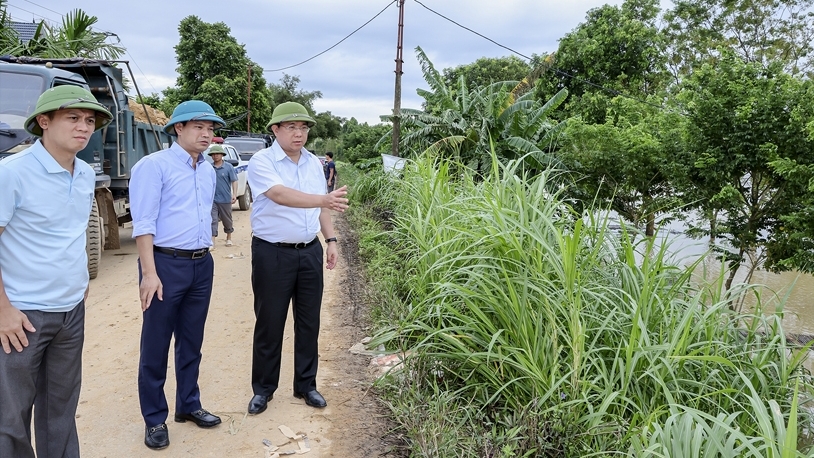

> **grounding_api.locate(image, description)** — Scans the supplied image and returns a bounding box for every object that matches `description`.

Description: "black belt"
[259,237,318,249]
[153,246,210,259]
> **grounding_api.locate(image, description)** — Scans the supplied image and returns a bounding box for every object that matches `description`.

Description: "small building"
[6,20,40,44]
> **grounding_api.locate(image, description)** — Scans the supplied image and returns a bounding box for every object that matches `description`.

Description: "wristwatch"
[325,237,337,243]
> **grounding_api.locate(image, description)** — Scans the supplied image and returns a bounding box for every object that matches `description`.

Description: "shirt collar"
[170,141,206,167]
[270,140,312,164]
[30,139,85,176]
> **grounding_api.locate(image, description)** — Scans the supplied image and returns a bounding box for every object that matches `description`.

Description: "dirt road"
[73,209,396,457]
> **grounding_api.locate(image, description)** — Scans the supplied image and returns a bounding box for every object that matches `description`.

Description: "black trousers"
[251,236,323,396]
[137,251,213,427]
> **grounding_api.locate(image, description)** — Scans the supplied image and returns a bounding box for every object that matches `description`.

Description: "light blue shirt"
[130,142,215,249]
[0,140,94,312]
[248,141,326,243]
[213,162,237,204]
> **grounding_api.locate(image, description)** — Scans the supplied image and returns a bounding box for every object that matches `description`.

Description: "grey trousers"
[211,202,234,236]
[0,301,85,458]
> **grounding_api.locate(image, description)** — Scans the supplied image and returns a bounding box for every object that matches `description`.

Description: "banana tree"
[380,47,568,175]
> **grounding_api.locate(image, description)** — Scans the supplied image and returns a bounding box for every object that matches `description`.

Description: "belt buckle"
[191,249,207,259]
[294,242,306,249]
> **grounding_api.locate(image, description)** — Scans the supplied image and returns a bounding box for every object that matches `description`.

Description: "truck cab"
[0,56,170,278]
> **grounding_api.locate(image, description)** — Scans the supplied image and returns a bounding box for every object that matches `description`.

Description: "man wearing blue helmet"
[129,100,225,450]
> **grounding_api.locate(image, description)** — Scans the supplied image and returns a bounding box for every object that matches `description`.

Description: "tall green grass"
[348,154,814,457]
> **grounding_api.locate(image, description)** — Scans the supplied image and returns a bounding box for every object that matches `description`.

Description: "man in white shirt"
[246,102,348,415]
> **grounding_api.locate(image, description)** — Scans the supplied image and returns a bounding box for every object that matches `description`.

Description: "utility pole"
[247,65,252,133]
[391,0,405,157]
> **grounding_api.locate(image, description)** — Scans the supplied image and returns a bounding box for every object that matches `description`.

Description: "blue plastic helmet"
[163,100,226,136]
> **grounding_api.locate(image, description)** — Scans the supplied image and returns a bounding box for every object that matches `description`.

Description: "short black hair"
[326,152,334,159]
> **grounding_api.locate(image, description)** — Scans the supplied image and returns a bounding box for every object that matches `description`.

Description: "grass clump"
[344,154,814,457]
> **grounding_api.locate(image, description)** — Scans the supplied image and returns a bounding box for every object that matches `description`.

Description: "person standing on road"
[129,100,226,451]
[325,152,337,193]
[0,86,112,458]
[246,102,349,415]
[208,144,238,248]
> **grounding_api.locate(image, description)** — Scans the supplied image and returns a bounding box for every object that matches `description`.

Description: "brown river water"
[655,221,814,336]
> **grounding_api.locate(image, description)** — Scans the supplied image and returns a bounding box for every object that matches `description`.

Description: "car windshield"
[0,72,43,153]
[225,138,265,160]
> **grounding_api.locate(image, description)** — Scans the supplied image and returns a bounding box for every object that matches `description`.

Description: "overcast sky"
[6,0,629,125]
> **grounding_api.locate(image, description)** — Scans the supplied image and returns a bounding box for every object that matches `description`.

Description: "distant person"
[325,152,337,193]
[208,144,238,248]
[246,102,348,415]
[0,86,112,457]
[129,100,226,450]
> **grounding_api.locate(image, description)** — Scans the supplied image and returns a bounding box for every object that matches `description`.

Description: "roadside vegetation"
[341,0,814,454]
[345,153,814,456]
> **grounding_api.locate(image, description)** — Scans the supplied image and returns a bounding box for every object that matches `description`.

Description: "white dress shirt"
[247,141,327,243]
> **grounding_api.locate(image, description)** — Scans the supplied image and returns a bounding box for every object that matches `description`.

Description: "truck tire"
[87,197,103,280]
[238,184,251,211]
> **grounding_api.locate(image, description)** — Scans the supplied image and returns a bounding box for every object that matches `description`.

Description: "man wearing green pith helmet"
[0,85,112,458]
[246,102,349,416]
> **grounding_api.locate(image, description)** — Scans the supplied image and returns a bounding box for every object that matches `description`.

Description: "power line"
[264,0,397,72]
[412,0,666,112]
[21,0,61,18]
[8,2,162,95]
[6,2,59,25]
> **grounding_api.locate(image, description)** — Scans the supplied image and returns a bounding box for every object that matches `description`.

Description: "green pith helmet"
[207,144,225,155]
[266,102,316,133]
[24,85,113,137]
[164,100,226,136]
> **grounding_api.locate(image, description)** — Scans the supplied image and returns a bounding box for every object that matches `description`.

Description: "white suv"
[204,143,251,210]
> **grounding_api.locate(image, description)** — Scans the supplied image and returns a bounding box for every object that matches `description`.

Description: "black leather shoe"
[248,394,272,415]
[145,423,169,450]
[294,390,327,408]
[173,408,221,428]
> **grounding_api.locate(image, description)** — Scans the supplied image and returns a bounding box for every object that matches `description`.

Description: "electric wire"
[264,0,397,72]
[6,2,59,25]
[7,2,161,95]
[413,0,666,111]
[21,0,60,17]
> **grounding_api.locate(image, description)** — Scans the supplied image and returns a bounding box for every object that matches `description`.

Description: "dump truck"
[0,56,170,278]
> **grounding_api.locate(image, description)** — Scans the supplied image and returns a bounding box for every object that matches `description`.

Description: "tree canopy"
[664,0,814,79]
[162,15,270,133]
[535,0,667,124]
[676,53,814,286]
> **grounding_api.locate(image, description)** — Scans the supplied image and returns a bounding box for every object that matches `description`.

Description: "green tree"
[535,0,667,124]
[562,96,686,237]
[664,0,814,79]
[338,118,390,164]
[676,53,814,289]
[162,16,270,133]
[135,93,162,110]
[265,74,342,143]
[267,73,322,112]
[310,111,342,141]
